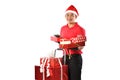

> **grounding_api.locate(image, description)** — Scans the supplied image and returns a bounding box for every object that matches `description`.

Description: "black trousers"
[63,54,82,80]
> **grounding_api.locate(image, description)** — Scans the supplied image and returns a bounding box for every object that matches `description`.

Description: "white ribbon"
[40,58,46,73]
[58,58,63,80]
[39,58,51,80]
[46,58,50,77]
[40,58,63,80]
[42,58,47,80]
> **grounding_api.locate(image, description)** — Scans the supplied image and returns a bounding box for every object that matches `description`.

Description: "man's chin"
[67,21,75,24]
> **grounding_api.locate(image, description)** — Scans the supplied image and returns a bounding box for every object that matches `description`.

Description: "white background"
[0,0,120,80]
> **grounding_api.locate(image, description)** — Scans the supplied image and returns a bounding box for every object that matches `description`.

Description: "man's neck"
[68,22,76,28]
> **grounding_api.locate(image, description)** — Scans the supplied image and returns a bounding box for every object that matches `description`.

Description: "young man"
[60,5,86,80]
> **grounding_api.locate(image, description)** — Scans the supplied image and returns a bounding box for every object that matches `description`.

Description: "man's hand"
[78,46,84,50]
[54,34,60,38]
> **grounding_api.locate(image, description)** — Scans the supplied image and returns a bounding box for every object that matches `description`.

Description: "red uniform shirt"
[60,22,86,54]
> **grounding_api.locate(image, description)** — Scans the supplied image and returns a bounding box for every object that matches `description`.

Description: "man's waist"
[66,54,81,57]
[65,48,82,55]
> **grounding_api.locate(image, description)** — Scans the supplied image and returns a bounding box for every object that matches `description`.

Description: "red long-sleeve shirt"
[60,22,86,54]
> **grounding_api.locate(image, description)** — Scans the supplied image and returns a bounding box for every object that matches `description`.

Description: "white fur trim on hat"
[65,10,78,16]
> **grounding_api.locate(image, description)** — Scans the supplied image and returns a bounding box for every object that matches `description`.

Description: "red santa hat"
[65,5,79,16]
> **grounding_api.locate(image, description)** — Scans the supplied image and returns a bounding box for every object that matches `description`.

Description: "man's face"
[65,12,77,24]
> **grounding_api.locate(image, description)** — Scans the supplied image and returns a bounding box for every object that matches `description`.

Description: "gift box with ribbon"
[59,35,86,49]
[35,57,68,80]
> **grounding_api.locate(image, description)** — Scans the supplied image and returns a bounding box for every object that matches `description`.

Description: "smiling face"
[65,12,77,24]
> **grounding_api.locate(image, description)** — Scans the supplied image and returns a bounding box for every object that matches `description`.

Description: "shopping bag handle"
[54,48,66,65]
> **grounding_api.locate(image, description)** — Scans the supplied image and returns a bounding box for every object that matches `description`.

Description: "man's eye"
[67,14,69,16]
[71,14,74,16]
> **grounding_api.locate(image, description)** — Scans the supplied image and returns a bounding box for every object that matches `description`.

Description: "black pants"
[63,54,82,80]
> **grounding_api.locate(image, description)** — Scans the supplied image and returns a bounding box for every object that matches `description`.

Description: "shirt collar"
[67,22,78,29]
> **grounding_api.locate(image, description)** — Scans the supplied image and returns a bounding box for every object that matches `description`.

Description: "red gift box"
[35,66,43,80]
[59,36,86,49]
[35,58,68,80]
[35,65,68,80]
[50,36,61,42]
